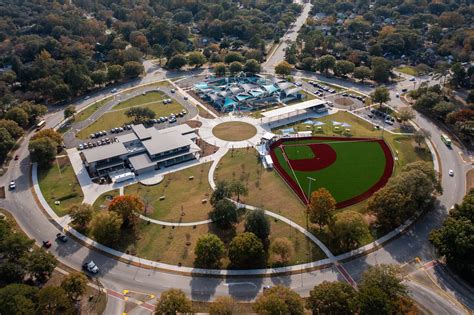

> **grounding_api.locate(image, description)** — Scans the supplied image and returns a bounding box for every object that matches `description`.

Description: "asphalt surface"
[1,5,473,315]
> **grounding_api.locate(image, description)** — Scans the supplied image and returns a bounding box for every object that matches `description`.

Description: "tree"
[187,51,207,68]
[432,102,457,119]
[229,61,243,75]
[214,63,227,76]
[5,107,29,127]
[27,248,57,283]
[155,288,192,315]
[270,237,294,265]
[28,137,57,168]
[0,284,38,315]
[36,286,73,315]
[209,199,238,229]
[167,54,188,70]
[430,190,474,282]
[123,61,145,78]
[69,204,93,230]
[353,66,372,82]
[370,57,392,83]
[413,128,430,147]
[402,161,441,194]
[244,209,270,241]
[334,60,355,77]
[209,296,236,315]
[253,285,304,315]
[0,261,26,284]
[210,181,232,206]
[91,70,108,86]
[330,211,370,252]
[244,59,261,74]
[307,281,357,315]
[228,232,265,269]
[0,128,15,162]
[107,65,124,82]
[61,272,88,302]
[194,233,225,268]
[0,119,24,139]
[413,92,442,112]
[31,128,63,146]
[108,195,144,227]
[275,61,292,77]
[90,212,122,246]
[224,52,245,64]
[370,86,390,107]
[229,180,248,202]
[397,107,415,125]
[308,188,336,230]
[315,55,336,75]
[0,233,34,261]
[125,107,156,124]
[356,265,412,314]
[64,105,76,119]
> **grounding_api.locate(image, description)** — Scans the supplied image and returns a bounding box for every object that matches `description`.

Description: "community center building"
[81,124,200,178]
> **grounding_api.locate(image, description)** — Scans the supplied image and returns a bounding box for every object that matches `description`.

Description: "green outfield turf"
[273,139,388,204]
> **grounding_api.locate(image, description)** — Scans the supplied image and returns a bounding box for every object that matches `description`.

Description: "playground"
[269,136,394,208]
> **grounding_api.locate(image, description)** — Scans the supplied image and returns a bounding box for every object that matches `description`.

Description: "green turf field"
[273,139,387,203]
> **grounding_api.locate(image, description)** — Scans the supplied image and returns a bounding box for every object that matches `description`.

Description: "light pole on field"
[306,176,316,227]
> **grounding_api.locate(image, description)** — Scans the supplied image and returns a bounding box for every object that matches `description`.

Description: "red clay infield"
[284,143,337,172]
[269,136,394,208]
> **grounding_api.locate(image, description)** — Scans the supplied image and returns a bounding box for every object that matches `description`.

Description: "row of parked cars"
[78,137,117,150]
[369,108,396,125]
[307,81,337,94]
[342,93,367,103]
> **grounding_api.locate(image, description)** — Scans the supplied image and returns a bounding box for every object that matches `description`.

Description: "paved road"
[2,17,473,315]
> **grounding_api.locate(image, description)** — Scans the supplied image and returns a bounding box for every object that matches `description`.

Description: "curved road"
[1,9,473,315]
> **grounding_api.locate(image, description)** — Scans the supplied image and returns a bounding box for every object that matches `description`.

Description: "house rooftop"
[82,142,128,163]
[142,130,192,156]
[132,124,151,140]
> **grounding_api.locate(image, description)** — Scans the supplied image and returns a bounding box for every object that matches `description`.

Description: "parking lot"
[355,106,401,131]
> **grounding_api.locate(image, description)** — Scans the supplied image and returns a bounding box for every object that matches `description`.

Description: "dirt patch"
[212,122,257,141]
[185,120,202,128]
[335,97,354,106]
[0,186,5,199]
[467,168,474,191]
[196,138,219,157]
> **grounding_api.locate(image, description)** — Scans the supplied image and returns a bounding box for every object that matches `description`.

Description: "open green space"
[273,140,387,203]
[215,148,307,226]
[38,156,84,217]
[212,122,257,141]
[102,215,325,268]
[124,163,213,223]
[287,90,318,105]
[75,97,112,123]
[395,66,418,76]
[92,189,120,211]
[76,99,183,139]
[112,91,167,110]
[283,145,315,160]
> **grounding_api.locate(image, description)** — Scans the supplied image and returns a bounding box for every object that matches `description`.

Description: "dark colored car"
[56,233,68,242]
[43,240,52,248]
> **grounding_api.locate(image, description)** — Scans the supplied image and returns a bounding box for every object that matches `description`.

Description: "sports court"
[269,136,394,208]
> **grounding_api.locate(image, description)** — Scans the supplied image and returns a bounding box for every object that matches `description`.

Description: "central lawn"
[396,66,418,76]
[75,97,112,123]
[283,145,315,160]
[215,148,307,226]
[112,91,167,110]
[38,156,84,217]
[76,100,183,139]
[274,140,387,202]
[212,122,257,141]
[124,163,213,223]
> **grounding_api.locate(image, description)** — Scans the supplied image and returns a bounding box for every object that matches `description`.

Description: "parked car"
[111,88,117,93]
[14,155,19,160]
[401,88,408,92]
[448,169,454,176]
[385,119,394,125]
[82,260,99,274]
[56,233,68,242]
[170,89,176,93]
[43,240,52,248]
[90,134,95,139]
[184,96,188,100]
[368,113,374,118]
[8,180,16,190]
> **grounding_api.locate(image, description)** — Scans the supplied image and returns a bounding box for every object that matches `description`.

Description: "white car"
[448,169,454,176]
[8,181,16,190]
[295,82,302,87]
[83,260,99,274]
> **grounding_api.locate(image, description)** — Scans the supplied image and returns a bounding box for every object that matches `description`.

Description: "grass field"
[212,122,257,141]
[215,148,308,226]
[38,157,84,216]
[106,215,325,268]
[112,91,167,110]
[92,189,120,211]
[272,139,389,204]
[124,163,213,222]
[75,97,113,123]
[76,99,183,139]
[395,66,418,76]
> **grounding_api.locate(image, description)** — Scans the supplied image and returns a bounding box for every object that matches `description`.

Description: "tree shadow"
[226,276,263,301]
[189,275,221,301]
